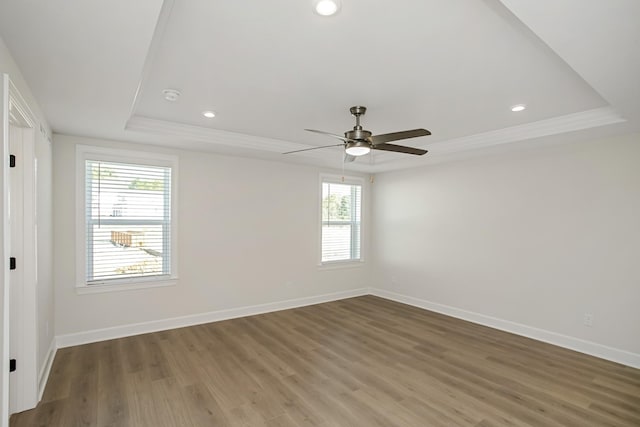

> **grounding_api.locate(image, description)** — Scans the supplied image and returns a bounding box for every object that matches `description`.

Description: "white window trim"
[75,145,179,294]
[318,173,365,268]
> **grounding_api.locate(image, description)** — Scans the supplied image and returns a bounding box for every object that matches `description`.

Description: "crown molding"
[430,106,624,154]
[373,106,626,168]
[126,106,625,171]
[126,115,305,153]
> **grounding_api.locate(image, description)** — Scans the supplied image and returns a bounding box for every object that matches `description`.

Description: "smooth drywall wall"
[53,134,371,336]
[0,36,54,381]
[372,133,640,355]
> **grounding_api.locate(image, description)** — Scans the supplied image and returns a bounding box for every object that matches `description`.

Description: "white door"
[8,125,24,415]
[0,75,39,423]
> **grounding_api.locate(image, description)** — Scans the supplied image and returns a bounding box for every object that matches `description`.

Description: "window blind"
[321,180,362,262]
[85,160,172,283]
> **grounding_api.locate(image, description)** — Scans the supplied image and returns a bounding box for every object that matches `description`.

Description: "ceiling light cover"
[511,104,526,112]
[314,0,341,16]
[202,110,216,118]
[345,141,370,156]
[162,89,181,102]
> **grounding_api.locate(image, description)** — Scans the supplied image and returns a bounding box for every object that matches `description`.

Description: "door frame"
[1,72,10,427]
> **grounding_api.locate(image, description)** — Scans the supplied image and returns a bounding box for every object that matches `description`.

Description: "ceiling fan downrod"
[350,105,367,130]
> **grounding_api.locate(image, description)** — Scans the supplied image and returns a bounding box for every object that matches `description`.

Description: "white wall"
[372,133,640,357]
[53,134,371,337]
[0,36,54,389]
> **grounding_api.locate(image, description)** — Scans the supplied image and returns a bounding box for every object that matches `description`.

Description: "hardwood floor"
[11,296,640,426]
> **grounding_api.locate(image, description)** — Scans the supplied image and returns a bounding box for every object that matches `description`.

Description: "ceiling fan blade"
[344,153,356,163]
[305,129,356,143]
[283,143,344,154]
[369,129,431,145]
[371,143,428,156]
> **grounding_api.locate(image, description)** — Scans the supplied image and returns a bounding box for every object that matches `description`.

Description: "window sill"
[75,278,178,295]
[318,260,365,271]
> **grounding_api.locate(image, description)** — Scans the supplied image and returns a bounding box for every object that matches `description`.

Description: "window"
[321,176,363,263]
[76,146,178,292]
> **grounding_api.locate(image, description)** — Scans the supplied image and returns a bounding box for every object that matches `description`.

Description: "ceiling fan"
[284,106,431,162]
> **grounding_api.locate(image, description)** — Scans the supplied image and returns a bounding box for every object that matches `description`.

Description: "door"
[8,125,24,415]
[0,74,39,424]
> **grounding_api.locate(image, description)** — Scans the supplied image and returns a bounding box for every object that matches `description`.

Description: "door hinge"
[9,257,16,270]
[9,154,15,168]
[9,359,16,372]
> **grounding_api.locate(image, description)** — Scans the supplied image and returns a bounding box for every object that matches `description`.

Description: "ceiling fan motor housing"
[345,129,372,141]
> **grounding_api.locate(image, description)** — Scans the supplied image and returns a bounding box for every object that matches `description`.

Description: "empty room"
[0,0,639,426]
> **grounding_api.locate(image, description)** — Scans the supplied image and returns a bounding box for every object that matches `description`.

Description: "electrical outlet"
[583,313,594,327]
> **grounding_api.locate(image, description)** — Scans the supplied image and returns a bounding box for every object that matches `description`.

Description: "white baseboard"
[56,288,369,348]
[369,288,640,369]
[53,286,640,369]
[38,338,57,401]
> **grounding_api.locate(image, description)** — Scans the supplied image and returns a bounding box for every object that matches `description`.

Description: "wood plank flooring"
[11,296,640,426]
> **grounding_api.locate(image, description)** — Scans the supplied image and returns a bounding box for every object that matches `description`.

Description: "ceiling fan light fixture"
[511,104,526,112]
[314,0,340,16]
[345,141,371,156]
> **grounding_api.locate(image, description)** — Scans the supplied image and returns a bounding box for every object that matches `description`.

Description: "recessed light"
[511,104,526,112]
[162,89,181,102]
[202,110,216,118]
[314,0,341,16]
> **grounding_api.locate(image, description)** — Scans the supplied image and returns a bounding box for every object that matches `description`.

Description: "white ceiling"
[0,0,638,172]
